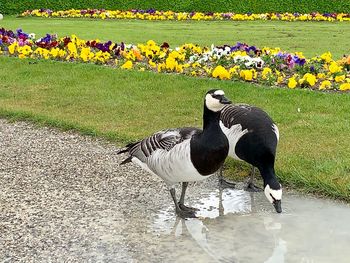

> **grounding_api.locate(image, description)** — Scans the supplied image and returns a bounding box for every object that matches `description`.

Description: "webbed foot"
[178,203,200,212]
[219,178,237,189]
[176,208,197,219]
[245,182,263,192]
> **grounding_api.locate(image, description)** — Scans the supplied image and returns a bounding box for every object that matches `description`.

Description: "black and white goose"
[118,89,231,218]
[219,104,282,213]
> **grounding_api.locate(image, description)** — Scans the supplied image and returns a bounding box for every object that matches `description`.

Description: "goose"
[118,89,231,218]
[219,104,282,213]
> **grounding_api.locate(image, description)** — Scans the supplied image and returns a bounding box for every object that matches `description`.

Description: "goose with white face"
[205,90,231,112]
[264,184,283,213]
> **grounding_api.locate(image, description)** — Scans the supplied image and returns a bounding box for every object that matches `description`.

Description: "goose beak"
[220,96,231,104]
[273,200,282,213]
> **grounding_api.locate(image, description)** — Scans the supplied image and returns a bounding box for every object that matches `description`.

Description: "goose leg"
[170,188,196,218]
[178,182,199,212]
[245,166,263,192]
[218,165,236,188]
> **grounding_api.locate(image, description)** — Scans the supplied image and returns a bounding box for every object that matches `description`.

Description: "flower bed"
[1,28,349,91]
[21,9,350,22]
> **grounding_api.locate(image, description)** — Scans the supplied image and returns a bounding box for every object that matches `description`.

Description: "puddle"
[151,188,350,263]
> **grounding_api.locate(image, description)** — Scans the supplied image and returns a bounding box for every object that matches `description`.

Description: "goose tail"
[117,141,138,165]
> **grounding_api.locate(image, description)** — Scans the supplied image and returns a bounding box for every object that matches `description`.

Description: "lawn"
[1,17,350,201]
[1,16,350,58]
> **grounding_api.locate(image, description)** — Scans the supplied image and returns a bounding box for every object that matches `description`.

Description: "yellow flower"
[339,83,350,91]
[320,52,332,63]
[229,65,240,76]
[176,64,184,73]
[50,48,59,58]
[80,47,93,62]
[335,75,345,83]
[212,65,230,80]
[17,45,32,56]
[67,42,77,57]
[146,40,157,47]
[319,80,332,90]
[165,57,177,71]
[317,73,326,79]
[287,77,298,89]
[191,62,200,68]
[261,67,272,80]
[148,60,156,68]
[303,73,317,86]
[8,43,18,54]
[157,63,166,72]
[239,69,253,81]
[329,62,342,74]
[277,75,284,84]
[58,49,66,58]
[121,60,133,69]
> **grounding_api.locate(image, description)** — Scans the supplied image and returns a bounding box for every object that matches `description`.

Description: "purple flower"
[147,9,156,14]
[247,45,257,53]
[231,42,249,52]
[294,57,306,66]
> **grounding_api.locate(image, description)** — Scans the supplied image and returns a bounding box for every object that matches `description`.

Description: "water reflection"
[152,188,350,263]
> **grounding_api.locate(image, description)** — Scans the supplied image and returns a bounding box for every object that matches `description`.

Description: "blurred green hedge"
[1,0,350,15]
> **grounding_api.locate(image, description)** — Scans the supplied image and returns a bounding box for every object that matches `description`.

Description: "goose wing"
[221,104,256,129]
[221,104,276,129]
[118,127,202,164]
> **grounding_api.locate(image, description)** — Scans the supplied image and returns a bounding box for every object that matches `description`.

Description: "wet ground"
[1,119,350,262]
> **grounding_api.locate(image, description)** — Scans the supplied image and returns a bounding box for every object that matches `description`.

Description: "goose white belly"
[219,121,248,161]
[132,139,211,187]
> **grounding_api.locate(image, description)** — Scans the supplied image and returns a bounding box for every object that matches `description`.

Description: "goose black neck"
[260,166,280,190]
[203,104,221,130]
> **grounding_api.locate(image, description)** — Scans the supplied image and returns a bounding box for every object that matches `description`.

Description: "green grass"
[1,17,350,201]
[1,56,349,201]
[1,16,350,58]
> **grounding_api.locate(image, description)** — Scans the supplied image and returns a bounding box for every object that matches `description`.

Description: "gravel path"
[3,119,350,263]
[0,119,221,262]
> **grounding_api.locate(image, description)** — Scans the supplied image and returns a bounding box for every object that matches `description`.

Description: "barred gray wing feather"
[119,127,201,164]
[221,104,253,129]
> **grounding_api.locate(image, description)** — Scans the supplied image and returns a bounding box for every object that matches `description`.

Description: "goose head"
[205,89,231,112]
[264,184,283,213]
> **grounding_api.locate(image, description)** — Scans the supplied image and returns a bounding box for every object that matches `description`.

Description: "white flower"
[212,47,225,59]
[223,46,231,56]
[198,54,209,63]
[244,58,254,68]
[189,55,198,63]
[125,44,134,49]
[0,14,3,20]
[252,57,264,68]
[233,55,250,63]
[29,33,36,39]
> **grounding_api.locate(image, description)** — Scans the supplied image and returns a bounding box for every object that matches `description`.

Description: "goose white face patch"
[205,90,226,112]
[264,184,282,203]
[214,89,225,96]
